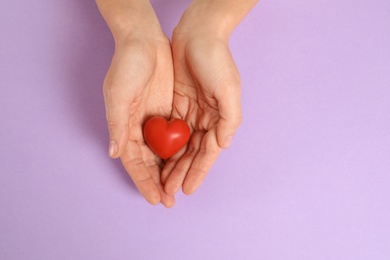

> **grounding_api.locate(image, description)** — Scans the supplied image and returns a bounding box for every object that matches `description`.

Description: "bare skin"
[96,0,258,207]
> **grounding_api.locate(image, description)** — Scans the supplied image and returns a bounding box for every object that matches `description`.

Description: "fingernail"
[109,140,118,158]
[224,135,233,148]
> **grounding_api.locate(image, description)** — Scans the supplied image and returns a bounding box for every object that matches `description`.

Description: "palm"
[162,37,238,195]
[172,82,220,137]
[125,38,173,150]
[105,36,175,206]
[166,81,222,195]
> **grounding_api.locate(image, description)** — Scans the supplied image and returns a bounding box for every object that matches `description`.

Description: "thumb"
[103,85,132,158]
[215,79,243,149]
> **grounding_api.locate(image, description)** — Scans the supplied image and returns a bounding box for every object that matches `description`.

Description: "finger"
[161,107,190,184]
[164,131,204,195]
[158,186,175,208]
[182,128,221,195]
[155,156,165,170]
[215,72,242,149]
[161,146,186,185]
[138,141,175,208]
[103,83,132,159]
[199,44,242,149]
[120,140,161,205]
[149,163,176,208]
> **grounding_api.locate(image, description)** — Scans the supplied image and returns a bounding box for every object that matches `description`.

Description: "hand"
[103,32,175,207]
[161,5,243,195]
[97,0,257,205]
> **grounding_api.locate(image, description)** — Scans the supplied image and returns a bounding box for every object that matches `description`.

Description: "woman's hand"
[105,36,175,207]
[96,0,258,206]
[161,0,252,195]
[97,0,175,207]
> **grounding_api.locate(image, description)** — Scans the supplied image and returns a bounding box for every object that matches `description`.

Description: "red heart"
[143,116,191,159]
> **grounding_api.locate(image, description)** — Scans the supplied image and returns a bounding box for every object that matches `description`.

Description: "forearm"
[95,0,162,44]
[175,0,259,39]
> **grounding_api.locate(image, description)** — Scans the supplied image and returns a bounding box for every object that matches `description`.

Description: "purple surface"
[1,0,390,259]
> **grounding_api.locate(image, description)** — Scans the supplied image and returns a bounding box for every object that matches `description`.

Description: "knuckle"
[123,157,144,169]
[106,119,120,134]
[173,165,188,175]
[107,119,117,128]
[134,176,153,185]
[232,115,243,127]
[148,197,160,206]
[144,157,157,167]
[199,144,219,156]
[233,115,243,127]
[189,167,206,176]
[133,176,153,187]
[186,145,199,156]
[106,119,128,134]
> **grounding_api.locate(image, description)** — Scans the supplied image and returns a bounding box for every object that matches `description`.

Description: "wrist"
[174,0,258,41]
[96,0,165,46]
[113,22,167,49]
[174,2,233,41]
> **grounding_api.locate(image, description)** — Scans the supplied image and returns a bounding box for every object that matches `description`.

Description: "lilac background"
[1,0,390,259]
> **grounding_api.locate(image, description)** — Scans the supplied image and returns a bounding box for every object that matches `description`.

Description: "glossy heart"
[143,116,191,159]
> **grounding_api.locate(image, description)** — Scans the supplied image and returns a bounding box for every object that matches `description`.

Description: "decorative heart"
[143,116,191,159]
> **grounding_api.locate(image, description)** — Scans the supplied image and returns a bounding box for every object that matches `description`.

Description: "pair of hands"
[102,2,242,208]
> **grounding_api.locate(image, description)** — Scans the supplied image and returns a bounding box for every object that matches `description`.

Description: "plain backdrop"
[1,0,389,259]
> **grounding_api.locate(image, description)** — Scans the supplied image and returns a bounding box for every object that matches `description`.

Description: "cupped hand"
[103,32,175,207]
[161,21,243,195]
